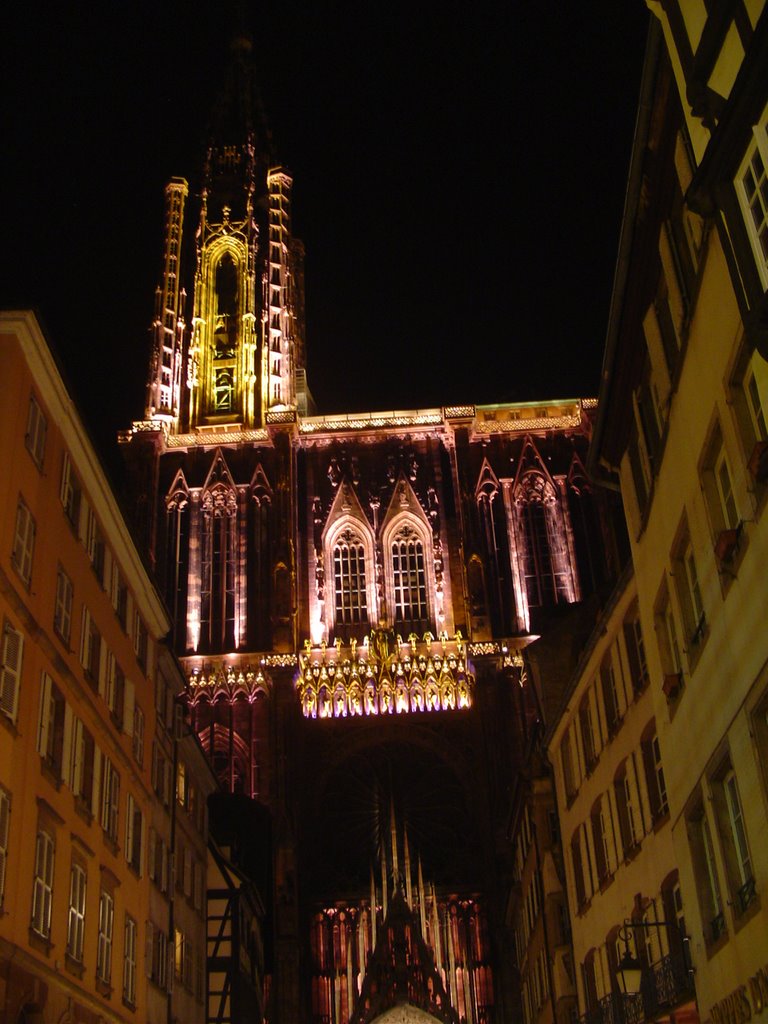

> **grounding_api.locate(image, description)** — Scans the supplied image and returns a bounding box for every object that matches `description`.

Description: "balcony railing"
[578,950,694,1024]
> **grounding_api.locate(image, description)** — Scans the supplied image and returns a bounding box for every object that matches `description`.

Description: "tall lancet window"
[212,253,238,413]
[516,473,571,609]
[200,485,238,651]
[391,523,429,631]
[165,482,189,648]
[333,529,368,628]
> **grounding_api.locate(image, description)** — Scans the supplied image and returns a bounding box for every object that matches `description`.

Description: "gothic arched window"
[333,528,368,627]
[390,522,429,631]
[200,484,238,651]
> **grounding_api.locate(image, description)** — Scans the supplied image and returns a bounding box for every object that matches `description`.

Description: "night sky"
[1,2,649,475]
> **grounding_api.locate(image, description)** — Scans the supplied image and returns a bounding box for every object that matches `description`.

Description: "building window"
[97,890,114,984]
[590,795,614,885]
[148,828,169,893]
[0,789,9,909]
[578,691,599,773]
[614,758,643,854]
[123,914,137,1006]
[687,802,725,945]
[200,482,237,651]
[54,568,73,645]
[149,922,168,989]
[132,704,145,766]
[0,621,23,723]
[332,528,369,628]
[623,605,648,695]
[125,793,143,875]
[68,718,97,812]
[106,653,125,729]
[701,423,741,565]
[36,673,66,778]
[736,107,768,289]
[66,862,87,962]
[12,497,35,585]
[133,612,148,674]
[730,347,768,484]
[561,730,577,804]
[390,523,429,629]
[60,453,82,529]
[641,730,669,823]
[599,654,621,737]
[25,393,47,470]
[80,608,102,687]
[101,758,120,843]
[85,508,106,585]
[713,767,756,915]
[671,524,706,660]
[111,565,128,631]
[31,829,55,939]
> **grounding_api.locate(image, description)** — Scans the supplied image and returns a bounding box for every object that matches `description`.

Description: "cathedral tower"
[120,30,625,1024]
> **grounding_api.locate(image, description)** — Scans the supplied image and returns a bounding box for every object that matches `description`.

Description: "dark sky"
[2,2,649,472]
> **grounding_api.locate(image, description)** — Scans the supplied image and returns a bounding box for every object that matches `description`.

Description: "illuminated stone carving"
[297,631,472,719]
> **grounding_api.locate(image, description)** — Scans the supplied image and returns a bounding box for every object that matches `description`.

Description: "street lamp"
[614,918,690,999]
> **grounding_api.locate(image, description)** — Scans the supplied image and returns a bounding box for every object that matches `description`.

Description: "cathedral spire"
[145,177,188,428]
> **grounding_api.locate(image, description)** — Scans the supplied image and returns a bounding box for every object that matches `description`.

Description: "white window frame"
[123,914,137,1005]
[0,621,23,723]
[54,567,73,645]
[25,392,47,470]
[724,770,753,887]
[67,862,87,961]
[31,829,55,938]
[60,453,81,528]
[736,104,768,289]
[12,497,35,585]
[97,889,114,983]
[101,758,120,843]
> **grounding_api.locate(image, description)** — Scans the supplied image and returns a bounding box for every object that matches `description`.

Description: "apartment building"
[0,310,215,1024]
[589,6,768,1021]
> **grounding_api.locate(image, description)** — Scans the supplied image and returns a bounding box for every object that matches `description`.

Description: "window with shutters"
[101,758,120,844]
[123,914,137,1006]
[12,497,35,585]
[80,608,102,687]
[614,756,644,856]
[132,704,145,766]
[25,393,47,470]
[149,922,168,989]
[84,508,106,585]
[54,567,73,645]
[111,564,128,631]
[671,522,706,659]
[711,763,756,917]
[97,889,114,984]
[0,789,9,909]
[106,652,125,730]
[60,453,82,529]
[599,653,622,737]
[68,718,96,813]
[134,612,148,674]
[125,793,143,875]
[640,726,669,824]
[0,621,23,724]
[66,862,87,962]
[31,829,55,939]
[686,800,725,945]
[622,603,648,696]
[36,673,66,779]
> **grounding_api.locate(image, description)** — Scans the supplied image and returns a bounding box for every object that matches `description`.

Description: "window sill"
[0,712,19,738]
[65,952,86,979]
[74,797,93,826]
[28,929,53,955]
[122,995,137,1013]
[95,977,113,998]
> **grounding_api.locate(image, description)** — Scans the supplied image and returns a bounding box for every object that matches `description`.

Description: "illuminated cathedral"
[120,35,624,1024]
